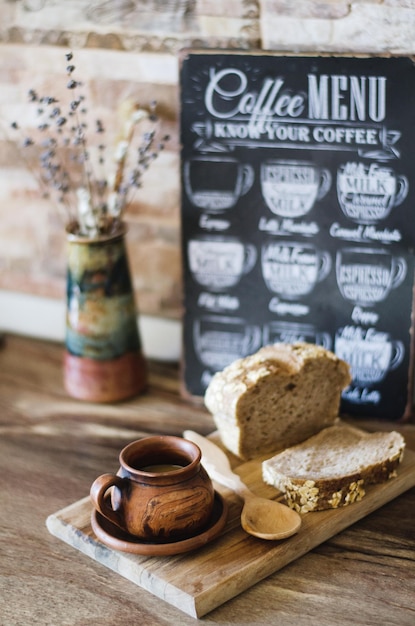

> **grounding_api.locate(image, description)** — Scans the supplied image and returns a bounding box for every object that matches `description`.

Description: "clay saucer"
[90,491,228,556]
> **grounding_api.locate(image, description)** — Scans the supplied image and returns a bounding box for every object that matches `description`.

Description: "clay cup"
[90,436,215,542]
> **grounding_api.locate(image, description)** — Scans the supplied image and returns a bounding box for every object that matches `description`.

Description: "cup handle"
[90,473,126,530]
[316,332,332,350]
[317,251,332,282]
[246,325,262,353]
[240,164,255,196]
[242,244,257,274]
[390,341,405,370]
[394,176,409,206]
[316,168,332,200]
[391,257,407,289]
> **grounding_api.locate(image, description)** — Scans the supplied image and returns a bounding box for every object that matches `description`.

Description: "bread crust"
[204,343,352,460]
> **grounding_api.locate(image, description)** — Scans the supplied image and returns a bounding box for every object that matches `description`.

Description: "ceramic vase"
[63,223,147,402]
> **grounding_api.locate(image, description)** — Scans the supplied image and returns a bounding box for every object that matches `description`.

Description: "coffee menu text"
[180,52,415,420]
[205,70,388,152]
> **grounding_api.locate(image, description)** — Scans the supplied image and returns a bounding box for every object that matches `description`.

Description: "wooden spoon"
[184,431,302,540]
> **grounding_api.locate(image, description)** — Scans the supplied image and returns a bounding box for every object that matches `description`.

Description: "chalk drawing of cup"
[334,325,404,386]
[184,155,254,211]
[261,241,332,299]
[188,236,257,290]
[336,161,408,224]
[260,160,331,217]
[336,247,407,306]
[193,315,262,370]
[263,321,332,350]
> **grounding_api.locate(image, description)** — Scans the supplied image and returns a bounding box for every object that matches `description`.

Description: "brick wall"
[1,0,414,321]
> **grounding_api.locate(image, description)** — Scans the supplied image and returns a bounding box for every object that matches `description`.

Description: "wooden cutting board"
[46,437,415,619]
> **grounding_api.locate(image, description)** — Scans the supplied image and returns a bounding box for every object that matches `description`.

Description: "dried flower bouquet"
[11,52,169,238]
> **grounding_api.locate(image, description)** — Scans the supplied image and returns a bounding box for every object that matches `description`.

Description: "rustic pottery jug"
[90,436,215,541]
[63,223,147,402]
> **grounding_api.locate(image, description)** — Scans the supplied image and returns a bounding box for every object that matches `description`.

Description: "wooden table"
[1,333,414,626]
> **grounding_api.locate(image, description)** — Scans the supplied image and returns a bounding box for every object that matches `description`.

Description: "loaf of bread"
[262,423,405,513]
[204,342,351,460]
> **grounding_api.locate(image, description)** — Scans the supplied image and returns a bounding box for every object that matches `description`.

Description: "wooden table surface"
[1,333,414,626]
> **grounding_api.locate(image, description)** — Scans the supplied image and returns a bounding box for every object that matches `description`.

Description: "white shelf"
[0,290,181,362]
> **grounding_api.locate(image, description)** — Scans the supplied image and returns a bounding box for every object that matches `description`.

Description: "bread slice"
[204,342,351,460]
[262,423,405,513]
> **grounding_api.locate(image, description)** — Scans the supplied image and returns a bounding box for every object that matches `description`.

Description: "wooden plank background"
[1,1,415,321]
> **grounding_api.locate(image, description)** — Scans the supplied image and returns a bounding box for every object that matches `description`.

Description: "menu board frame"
[179,50,415,421]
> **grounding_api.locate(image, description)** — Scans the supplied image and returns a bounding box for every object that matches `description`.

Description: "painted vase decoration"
[63,223,147,402]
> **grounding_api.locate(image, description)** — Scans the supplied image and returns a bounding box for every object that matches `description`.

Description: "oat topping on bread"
[262,423,405,513]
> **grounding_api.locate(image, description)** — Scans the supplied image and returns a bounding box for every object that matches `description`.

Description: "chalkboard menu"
[180,51,415,421]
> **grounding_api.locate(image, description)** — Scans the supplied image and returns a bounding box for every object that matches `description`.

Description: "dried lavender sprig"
[25,87,82,221]
[9,51,169,236]
[120,129,170,216]
[118,106,167,207]
[64,64,100,232]
[10,120,74,223]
